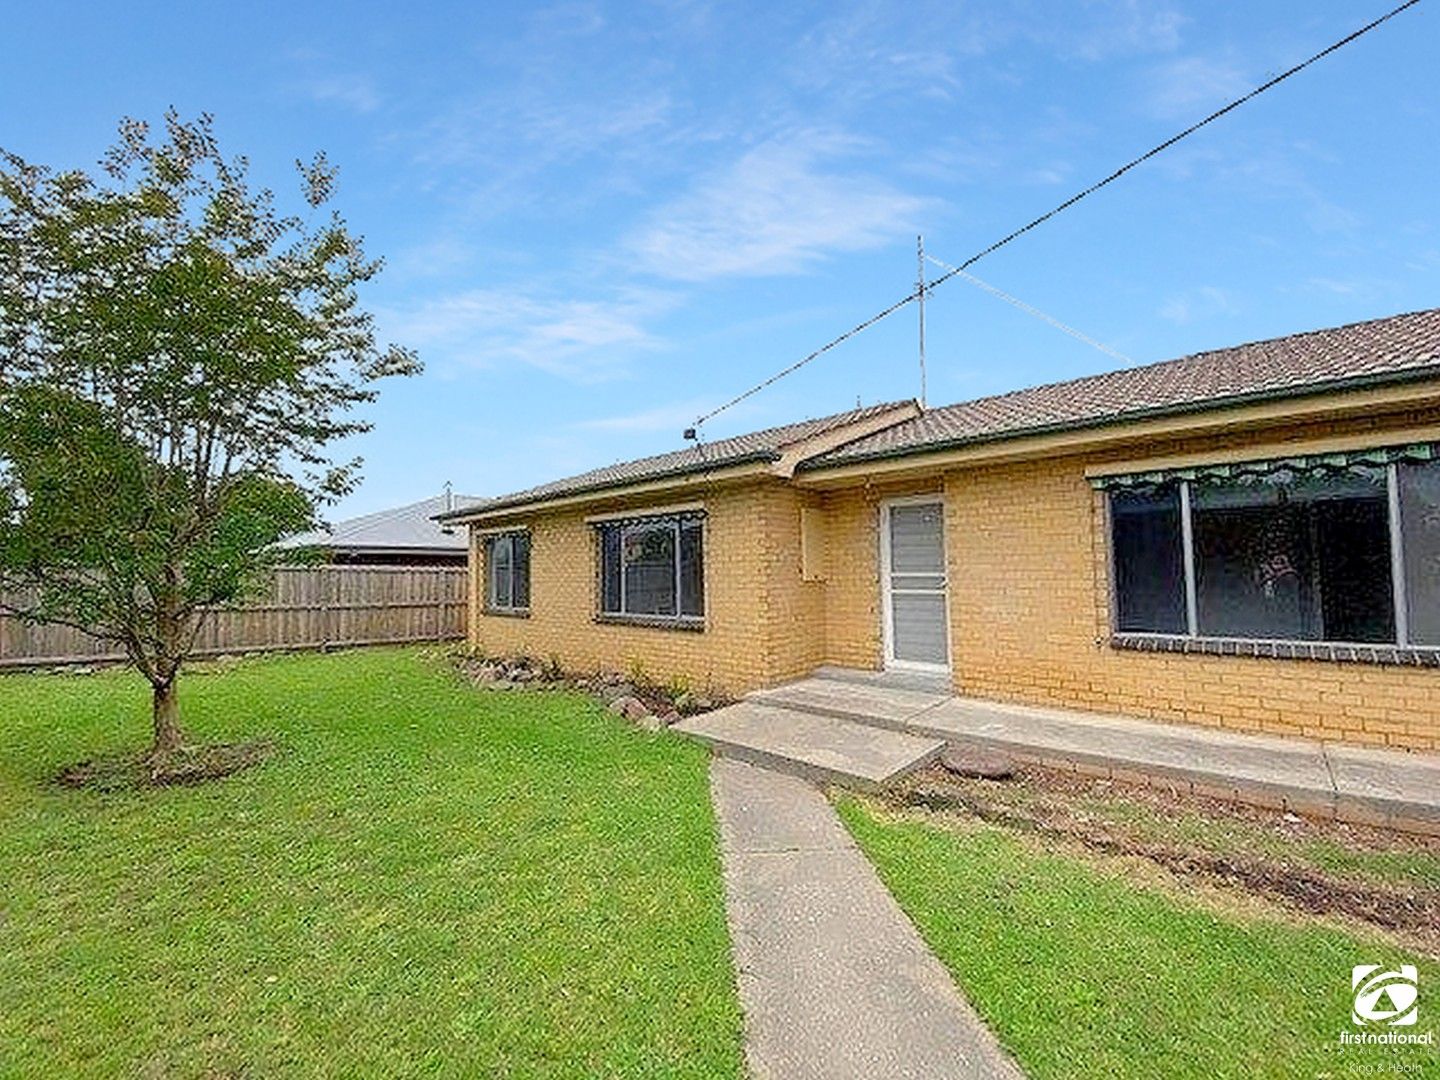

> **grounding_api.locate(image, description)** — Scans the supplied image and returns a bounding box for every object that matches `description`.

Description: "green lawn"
[838,798,1440,1080]
[0,648,743,1078]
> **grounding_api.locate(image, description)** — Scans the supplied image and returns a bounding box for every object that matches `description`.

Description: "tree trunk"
[150,678,188,764]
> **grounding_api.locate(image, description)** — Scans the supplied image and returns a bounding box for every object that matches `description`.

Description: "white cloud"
[574,399,716,433]
[1158,285,1239,325]
[1144,55,1250,120]
[379,286,678,381]
[626,130,932,281]
[528,1,607,37]
[301,74,382,113]
[1063,1,1185,61]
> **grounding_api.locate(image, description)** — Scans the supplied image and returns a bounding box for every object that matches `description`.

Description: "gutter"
[433,450,781,523]
[434,400,921,523]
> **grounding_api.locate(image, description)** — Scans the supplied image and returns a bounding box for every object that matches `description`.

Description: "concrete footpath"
[710,757,1023,1080]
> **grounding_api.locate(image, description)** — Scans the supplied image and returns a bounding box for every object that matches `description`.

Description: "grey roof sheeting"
[453,401,912,515]
[805,308,1440,469]
[280,493,487,553]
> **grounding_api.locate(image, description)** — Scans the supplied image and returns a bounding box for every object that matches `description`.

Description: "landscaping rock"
[607,695,651,722]
[637,713,667,732]
[599,682,637,704]
[657,710,682,727]
[939,744,1016,780]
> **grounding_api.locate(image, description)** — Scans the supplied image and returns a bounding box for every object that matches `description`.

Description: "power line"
[689,289,919,429]
[925,0,1421,290]
[688,0,1420,433]
[924,253,1134,365]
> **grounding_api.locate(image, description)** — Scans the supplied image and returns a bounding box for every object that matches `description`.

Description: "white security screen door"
[882,499,950,670]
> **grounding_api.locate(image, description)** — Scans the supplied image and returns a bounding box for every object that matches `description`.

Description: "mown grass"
[0,648,743,1078]
[837,797,1440,1080]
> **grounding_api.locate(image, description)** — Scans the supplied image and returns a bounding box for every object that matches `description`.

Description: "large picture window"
[484,531,530,613]
[1105,450,1440,650]
[596,513,704,624]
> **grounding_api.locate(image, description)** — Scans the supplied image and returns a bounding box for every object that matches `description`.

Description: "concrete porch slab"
[748,677,950,729]
[1325,743,1440,827]
[811,664,954,694]
[910,696,1337,812]
[749,672,1440,833]
[674,702,945,790]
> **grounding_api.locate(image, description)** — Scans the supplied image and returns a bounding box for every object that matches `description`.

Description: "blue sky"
[5,2,1438,518]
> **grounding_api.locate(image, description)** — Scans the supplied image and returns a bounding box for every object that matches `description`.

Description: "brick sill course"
[1111,633,1440,668]
[594,613,705,633]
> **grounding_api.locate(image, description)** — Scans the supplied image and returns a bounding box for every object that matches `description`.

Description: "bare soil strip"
[890,765,1440,948]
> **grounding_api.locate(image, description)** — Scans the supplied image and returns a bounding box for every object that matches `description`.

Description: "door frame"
[879,494,952,674]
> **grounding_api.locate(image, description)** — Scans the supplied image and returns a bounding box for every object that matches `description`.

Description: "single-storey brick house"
[438,309,1440,752]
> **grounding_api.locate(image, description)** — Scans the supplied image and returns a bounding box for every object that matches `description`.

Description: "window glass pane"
[488,535,512,609]
[1192,467,1393,643]
[1110,486,1186,634]
[599,526,622,613]
[1400,460,1440,645]
[891,593,949,665]
[892,574,947,591]
[623,523,677,616]
[680,519,704,617]
[888,504,944,573]
[512,533,531,609]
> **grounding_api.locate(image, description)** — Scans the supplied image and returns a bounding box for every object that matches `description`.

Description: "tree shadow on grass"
[54,739,276,792]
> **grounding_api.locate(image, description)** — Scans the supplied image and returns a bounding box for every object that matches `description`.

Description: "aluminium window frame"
[483,530,531,616]
[1110,465,1417,651]
[594,512,706,628]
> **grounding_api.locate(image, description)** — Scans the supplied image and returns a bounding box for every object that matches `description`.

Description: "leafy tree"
[0,112,419,771]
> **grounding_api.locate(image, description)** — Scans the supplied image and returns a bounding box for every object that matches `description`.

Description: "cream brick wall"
[942,413,1440,751]
[467,479,827,695]
[466,409,1440,750]
[818,480,943,670]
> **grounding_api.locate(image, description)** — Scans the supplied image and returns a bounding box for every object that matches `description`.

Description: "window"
[484,531,530,613]
[596,513,704,623]
[1110,486,1187,634]
[1192,468,1393,643]
[1399,461,1440,645]
[1105,451,1440,651]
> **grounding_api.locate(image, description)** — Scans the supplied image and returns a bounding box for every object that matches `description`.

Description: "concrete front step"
[749,678,951,729]
[674,702,946,790]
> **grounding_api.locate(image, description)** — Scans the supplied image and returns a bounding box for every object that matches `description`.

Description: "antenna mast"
[916,234,927,409]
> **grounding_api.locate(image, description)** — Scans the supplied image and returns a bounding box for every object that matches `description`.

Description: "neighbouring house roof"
[279,493,487,555]
[803,308,1440,470]
[443,401,916,517]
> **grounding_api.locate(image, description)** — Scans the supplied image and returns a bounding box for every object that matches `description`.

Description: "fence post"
[320,567,332,652]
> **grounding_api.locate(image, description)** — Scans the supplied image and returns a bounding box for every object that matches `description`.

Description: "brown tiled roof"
[804,308,1440,469]
[453,401,912,514]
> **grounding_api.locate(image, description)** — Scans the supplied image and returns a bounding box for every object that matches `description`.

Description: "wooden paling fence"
[0,565,468,669]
